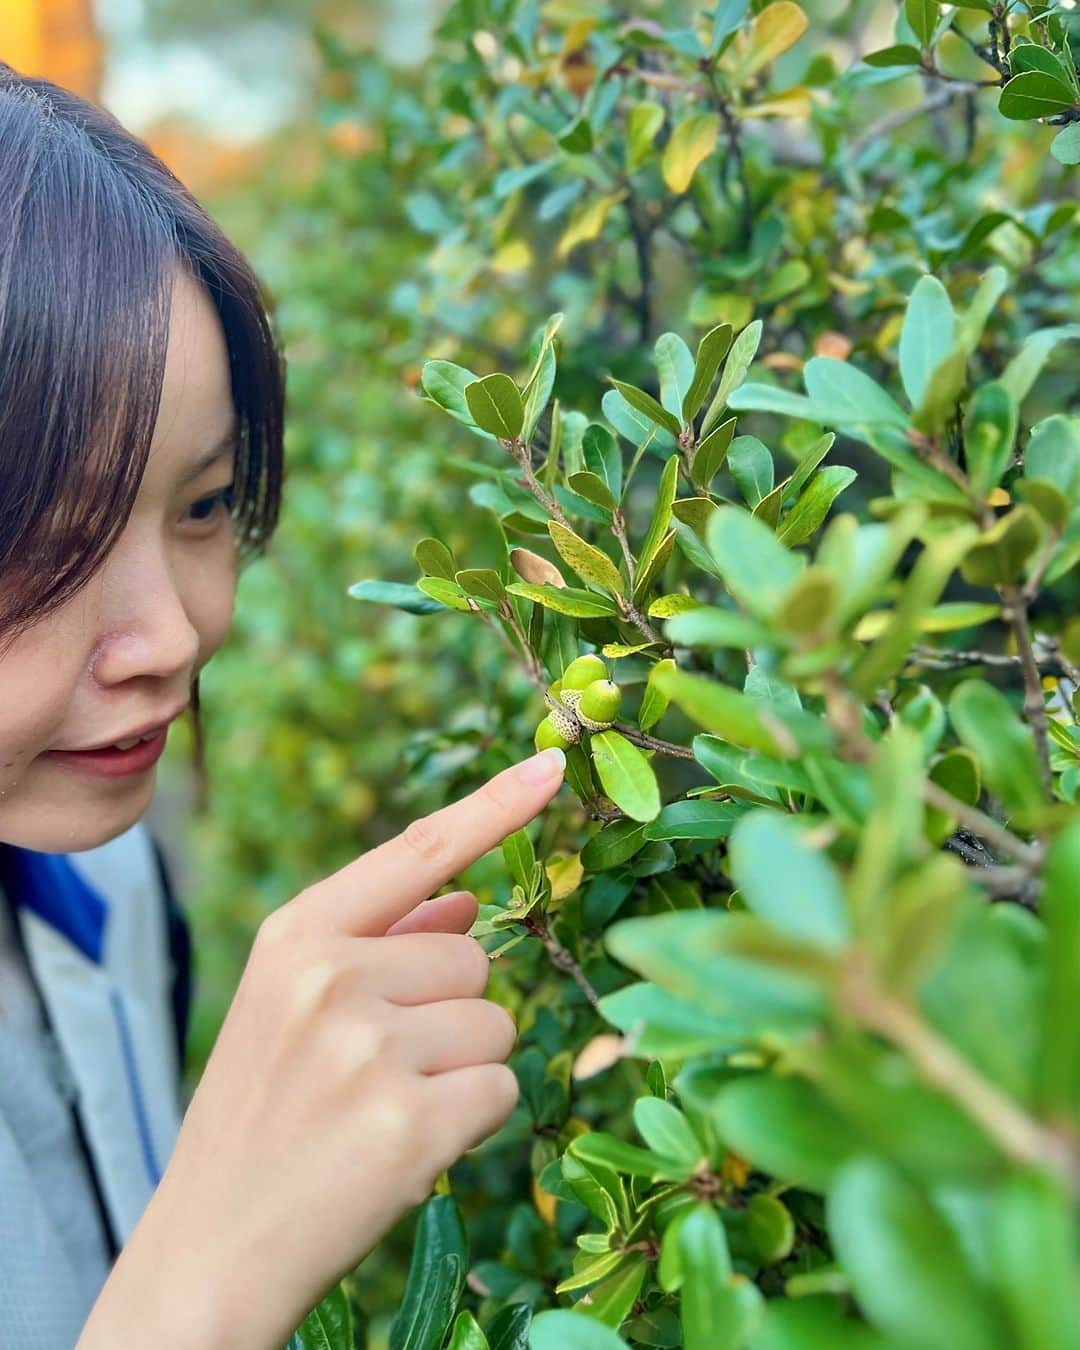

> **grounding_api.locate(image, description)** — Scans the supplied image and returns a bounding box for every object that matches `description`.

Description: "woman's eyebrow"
[180,428,240,486]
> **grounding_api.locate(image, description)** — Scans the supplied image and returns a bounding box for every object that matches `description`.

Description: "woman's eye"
[187,485,235,524]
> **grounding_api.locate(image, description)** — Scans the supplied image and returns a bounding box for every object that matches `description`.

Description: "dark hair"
[0,62,285,641]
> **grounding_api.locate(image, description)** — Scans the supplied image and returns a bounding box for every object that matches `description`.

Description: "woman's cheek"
[191,543,238,668]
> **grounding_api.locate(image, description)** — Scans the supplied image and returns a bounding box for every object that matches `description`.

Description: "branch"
[848,82,989,160]
[507,439,571,528]
[611,510,637,589]
[525,914,601,1011]
[843,961,1080,1197]
[923,779,1043,870]
[613,721,696,760]
[1000,584,1053,794]
[615,593,666,647]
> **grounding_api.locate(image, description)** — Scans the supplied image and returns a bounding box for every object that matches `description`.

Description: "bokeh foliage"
[171,1,1080,1345]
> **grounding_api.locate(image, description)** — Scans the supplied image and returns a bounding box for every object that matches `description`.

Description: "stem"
[611,510,637,589]
[497,600,546,687]
[615,593,666,647]
[843,961,1080,1195]
[848,82,989,160]
[526,914,601,1011]
[1000,584,1053,794]
[509,440,570,527]
[703,68,753,247]
[923,779,1043,869]
[613,722,696,760]
[476,605,547,690]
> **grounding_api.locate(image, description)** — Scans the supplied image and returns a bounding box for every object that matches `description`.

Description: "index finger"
[305,747,566,936]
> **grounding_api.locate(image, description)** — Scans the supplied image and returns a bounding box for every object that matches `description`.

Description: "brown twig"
[507,439,570,527]
[923,779,1043,869]
[613,721,696,760]
[525,914,601,1011]
[611,510,637,589]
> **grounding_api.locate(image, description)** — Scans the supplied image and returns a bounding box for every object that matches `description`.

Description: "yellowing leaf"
[532,1175,558,1225]
[556,191,626,258]
[661,112,720,194]
[546,851,584,901]
[490,239,533,273]
[737,2,809,79]
[741,86,813,119]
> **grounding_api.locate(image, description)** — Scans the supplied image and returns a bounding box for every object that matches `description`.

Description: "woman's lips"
[43,727,169,779]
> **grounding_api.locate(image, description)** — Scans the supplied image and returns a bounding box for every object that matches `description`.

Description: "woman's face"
[0,266,239,853]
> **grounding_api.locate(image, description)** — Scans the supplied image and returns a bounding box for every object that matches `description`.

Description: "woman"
[0,62,566,1348]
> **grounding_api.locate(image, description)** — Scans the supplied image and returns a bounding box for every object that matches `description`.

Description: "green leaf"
[548,521,624,594]
[713,1076,865,1192]
[1035,818,1080,1116]
[582,818,649,871]
[777,466,857,547]
[507,583,618,617]
[683,323,733,424]
[487,1305,532,1350]
[965,381,1018,498]
[678,1205,763,1350]
[746,1194,795,1266]
[529,1310,630,1350]
[654,666,825,757]
[1009,40,1077,84]
[288,1285,354,1350]
[1051,123,1080,165]
[1001,327,1080,404]
[706,506,803,620]
[905,0,939,46]
[557,114,593,153]
[691,416,736,489]
[827,1157,1001,1350]
[348,579,447,614]
[728,436,774,507]
[522,331,559,441]
[456,569,506,603]
[661,112,720,194]
[421,360,486,430]
[702,320,764,436]
[959,507,1042,587]
[899,276,956,409]
[998,71,1078,120]
[803,358,909,429]
[988,1169,1080,1350]
[502,827,536,890]
[639,457,680,576]
[584,423,624,502]
[633,1097,704,1166]
[417,577,478,612]
[609,379,682,437]
[577,1259,647,1331]
[414,537,457,581]
[568,471,618,513]
[711,0,750,53]
[864,42,923,67]
[655,333,695,423]
[951,673,1050,823]
[465,374,525,440]
[639,657,675,731]
[1025,415,1080,502]
[389,1195,467,1350]
[590,731,662,822]
[728,810,850,950]
[643,800,743,841]
[571,1131,692,1181]
[448,1312,490,1350]
[626,101,665,172]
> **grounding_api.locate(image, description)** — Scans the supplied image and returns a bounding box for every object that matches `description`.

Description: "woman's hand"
[78,747,566,1350]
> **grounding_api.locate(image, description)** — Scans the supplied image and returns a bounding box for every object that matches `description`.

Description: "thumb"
[383,890,478,938]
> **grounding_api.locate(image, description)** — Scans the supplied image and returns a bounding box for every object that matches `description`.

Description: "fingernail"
[516,747,566,784]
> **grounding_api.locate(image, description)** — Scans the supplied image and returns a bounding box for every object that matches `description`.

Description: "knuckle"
[400,814,454,869]
[476,775,515,816]
[255,903,296,951]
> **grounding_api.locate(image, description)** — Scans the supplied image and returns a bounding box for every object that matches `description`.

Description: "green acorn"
[560,654,607,711]
[577,678,621,733]
[534,714,577,751]
[561,654,607,691]
[534,707,577,750]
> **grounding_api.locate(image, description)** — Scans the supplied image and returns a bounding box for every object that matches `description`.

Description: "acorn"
[560,654,607,710]
[536,703,582,749]
[576,679,621,733]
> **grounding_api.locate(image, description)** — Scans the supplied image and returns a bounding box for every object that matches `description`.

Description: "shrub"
[187,2,1080,1346]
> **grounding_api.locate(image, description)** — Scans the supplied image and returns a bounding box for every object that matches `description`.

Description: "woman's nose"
[88,552,201,689]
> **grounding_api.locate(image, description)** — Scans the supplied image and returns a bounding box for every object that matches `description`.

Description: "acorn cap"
[562,654,608,691]
[547,704,583,745]
[578,678,621,727]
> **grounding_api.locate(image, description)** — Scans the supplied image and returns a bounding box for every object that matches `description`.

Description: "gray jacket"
[0,825,186,1348]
